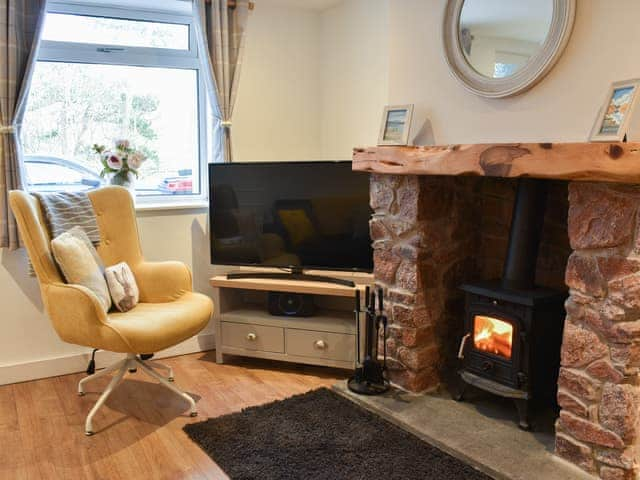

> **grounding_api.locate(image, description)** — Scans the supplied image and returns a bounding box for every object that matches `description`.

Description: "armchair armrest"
[133,261,193,303]
[42,282,108,341]
[44,282,135,352]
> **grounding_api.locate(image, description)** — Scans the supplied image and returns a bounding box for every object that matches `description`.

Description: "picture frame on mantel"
[378,104,414,146]
[590,79,640,142]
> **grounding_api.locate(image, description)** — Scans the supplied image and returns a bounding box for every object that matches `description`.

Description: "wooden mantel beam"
[352,143,640,184]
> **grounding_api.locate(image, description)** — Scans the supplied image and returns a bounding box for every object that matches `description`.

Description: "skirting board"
[0,332,216,386]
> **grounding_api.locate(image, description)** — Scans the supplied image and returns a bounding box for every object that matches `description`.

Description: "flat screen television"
[209,161,373,273]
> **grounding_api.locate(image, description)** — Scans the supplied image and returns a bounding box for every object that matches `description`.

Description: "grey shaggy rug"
[184,387,492,480]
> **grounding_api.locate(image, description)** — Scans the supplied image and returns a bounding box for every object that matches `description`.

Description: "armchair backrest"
[89,187,144,269]
[9,190,63,285]
[8,186,144,287]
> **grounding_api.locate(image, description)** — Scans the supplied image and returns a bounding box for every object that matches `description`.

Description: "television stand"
[210,271,373,368]
[226,269,356,288]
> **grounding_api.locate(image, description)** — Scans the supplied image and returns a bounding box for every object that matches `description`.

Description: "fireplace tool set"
[348,286,390,395]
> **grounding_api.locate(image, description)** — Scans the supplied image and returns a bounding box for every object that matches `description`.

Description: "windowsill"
[135,200,209,212]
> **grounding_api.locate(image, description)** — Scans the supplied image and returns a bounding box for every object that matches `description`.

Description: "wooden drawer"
[221,322,284,353]
[286,329,355,362]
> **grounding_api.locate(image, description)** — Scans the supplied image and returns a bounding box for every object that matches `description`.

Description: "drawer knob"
[246,333,257,341]
[314,340,327,350]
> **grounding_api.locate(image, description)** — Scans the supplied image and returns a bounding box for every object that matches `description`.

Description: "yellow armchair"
[134,260,193,302]
[9,186,213,435]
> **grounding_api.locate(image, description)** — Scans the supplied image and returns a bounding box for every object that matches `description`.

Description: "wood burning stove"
[458,282,565,429]
[457,179,566,430]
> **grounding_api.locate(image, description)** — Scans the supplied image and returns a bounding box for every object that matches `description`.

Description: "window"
[493,51,530,79]
[493,62,519,79]
[22,1,207,204]
[41,13,190,50]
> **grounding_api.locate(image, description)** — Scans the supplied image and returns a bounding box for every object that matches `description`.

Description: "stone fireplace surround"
[355,143,640,480]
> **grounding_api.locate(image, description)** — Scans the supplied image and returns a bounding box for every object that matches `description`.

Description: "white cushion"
[105,262,139,312]
[51,227,111,312]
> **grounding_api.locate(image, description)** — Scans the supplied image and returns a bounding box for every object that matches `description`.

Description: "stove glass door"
[473,315,513,360]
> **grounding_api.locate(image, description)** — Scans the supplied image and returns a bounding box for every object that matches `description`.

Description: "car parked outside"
[24,155,104,193]
[158,169,193,195]
[24,155,193,196]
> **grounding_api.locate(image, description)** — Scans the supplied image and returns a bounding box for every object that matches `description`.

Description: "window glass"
[24,159,102,192]
[23,62,200,197]
[28,163,83,184]
[41,13,190,50]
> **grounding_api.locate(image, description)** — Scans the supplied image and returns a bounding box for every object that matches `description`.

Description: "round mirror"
[443,0,575,98]
[459,0,553,79]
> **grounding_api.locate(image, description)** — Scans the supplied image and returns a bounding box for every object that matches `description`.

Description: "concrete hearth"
[357,144,640,480]
[335,382,593,480]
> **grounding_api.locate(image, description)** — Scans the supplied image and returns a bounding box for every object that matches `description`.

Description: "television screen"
[209,161,373,272]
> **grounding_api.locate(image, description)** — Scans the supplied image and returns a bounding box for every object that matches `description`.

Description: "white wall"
[320,0,389,159]
[388,0,640,145]
[233,0,389,161]
[232,1,323,161]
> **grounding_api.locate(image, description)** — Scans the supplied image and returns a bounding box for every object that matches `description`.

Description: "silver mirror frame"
[442,0,576,98]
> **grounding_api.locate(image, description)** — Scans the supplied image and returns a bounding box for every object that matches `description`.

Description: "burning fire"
[473,315,513,359]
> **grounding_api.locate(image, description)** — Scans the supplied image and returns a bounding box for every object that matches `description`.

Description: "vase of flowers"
[93,140,146,199]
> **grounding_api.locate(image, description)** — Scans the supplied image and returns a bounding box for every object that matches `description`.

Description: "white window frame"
[31,1,209,209]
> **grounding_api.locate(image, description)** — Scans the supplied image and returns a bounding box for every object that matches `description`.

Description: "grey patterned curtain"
[0,0,46,249]
[195,0,251,163]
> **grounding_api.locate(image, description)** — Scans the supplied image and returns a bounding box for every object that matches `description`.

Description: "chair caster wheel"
[168,377,174,382]
[128,368,137,374]
[78,391,85,397]
[190,412,198,417]
[85,431,94,436]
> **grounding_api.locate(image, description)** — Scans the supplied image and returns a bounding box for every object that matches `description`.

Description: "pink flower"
[128,152,146,169]
[105,152,123,170]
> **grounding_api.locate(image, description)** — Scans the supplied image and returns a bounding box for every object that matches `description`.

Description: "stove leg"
[515,399,532,431]
[453,380,467,402]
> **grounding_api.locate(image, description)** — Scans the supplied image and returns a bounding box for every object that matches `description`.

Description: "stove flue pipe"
[501,178,548,291]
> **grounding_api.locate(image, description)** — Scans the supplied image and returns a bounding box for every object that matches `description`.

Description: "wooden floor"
[0,351,346,480]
